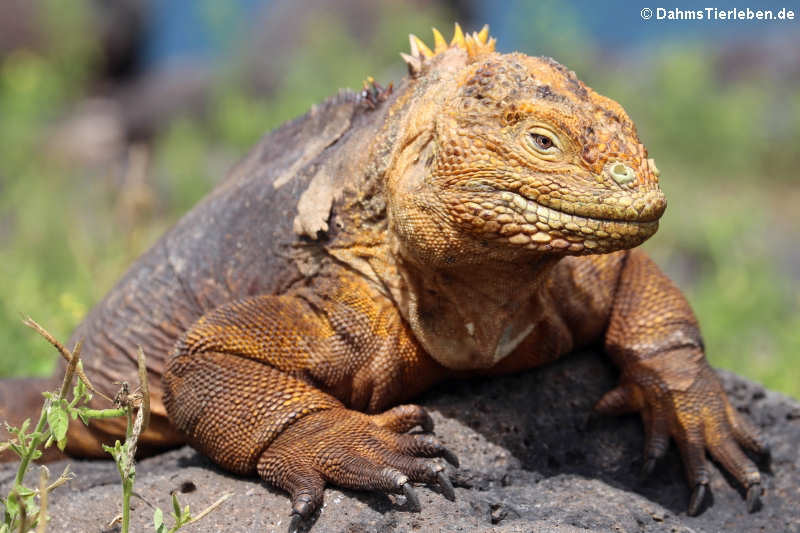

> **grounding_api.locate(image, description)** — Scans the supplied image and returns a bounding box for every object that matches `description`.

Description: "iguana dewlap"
[0,24,767,530]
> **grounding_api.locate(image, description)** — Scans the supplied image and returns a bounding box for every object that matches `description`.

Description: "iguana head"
[385,24,666,267]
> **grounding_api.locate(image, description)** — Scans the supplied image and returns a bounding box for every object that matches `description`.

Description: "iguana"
[0,24,767,530]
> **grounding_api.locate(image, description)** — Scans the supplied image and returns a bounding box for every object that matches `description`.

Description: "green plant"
[1,318,125,532]
[1,319,231,532]
[102,347,150,533]
[152,491,232,533]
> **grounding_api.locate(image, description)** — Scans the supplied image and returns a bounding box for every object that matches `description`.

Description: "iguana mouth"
[488,190,663,252]
[510,189,665,224]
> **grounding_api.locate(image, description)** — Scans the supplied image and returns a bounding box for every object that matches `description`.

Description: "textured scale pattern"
[0,23,768,529]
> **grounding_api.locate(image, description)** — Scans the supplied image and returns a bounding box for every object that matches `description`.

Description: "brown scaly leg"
[162,276,454,531]
[596,249,768,515]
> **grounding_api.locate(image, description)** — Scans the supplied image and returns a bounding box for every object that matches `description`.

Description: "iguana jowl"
[0,24,767,528]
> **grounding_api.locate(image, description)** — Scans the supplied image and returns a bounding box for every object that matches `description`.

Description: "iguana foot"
[595,355,768,515]
[257,405,458,531]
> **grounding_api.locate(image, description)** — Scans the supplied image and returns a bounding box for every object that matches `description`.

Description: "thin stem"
[117,351,149,533]
[78,408,128,419]
[57,341,81,400]
[22,317,112,403]
[14,327,82,490]
[183,493,233,527]
[13,406,49,489]
[125,410,133,442]
[36,466,49,533]
[137,347,150,432]
[121,478,132,533]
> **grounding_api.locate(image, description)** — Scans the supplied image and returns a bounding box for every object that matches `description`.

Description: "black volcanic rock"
[3,350,798,532]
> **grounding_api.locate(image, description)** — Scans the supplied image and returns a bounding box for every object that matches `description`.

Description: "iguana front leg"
[596,249,768,515]
[162,272,454,528]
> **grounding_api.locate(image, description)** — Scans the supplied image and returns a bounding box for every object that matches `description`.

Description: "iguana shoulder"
[59,87,406,450]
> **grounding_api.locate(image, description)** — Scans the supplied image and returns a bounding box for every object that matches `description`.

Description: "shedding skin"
[0,24,768,529]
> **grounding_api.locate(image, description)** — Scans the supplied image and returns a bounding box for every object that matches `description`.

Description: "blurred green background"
[0,1,797,397]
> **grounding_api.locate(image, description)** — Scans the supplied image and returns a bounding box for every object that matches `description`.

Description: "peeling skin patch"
[293,167,335,238]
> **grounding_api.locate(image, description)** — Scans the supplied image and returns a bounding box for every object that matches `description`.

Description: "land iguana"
[0,24,768,530]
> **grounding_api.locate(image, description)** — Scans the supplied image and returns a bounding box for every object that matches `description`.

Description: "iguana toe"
[391,433,460,467]
[598,356,765,515]
[369,404,435,433]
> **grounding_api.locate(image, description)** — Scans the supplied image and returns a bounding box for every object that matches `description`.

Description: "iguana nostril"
[606,161,636,185]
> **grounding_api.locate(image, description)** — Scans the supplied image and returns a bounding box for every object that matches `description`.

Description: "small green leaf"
[153,507,163,529]
[172,492,181,519]
[72,378,85,399]
[5,493,19,517]
[16,486,36,498]
[46,402,68,445]
[101,441,123,461]
[31,449,42,460]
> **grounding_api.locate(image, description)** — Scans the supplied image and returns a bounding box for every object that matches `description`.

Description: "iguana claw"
[287,512,302,533]
[437,471,456,501]
[688,483,707,516]
[402,482,421,511]
[640,458,656,479]
[746,483,761,513]
[442,447,460,468]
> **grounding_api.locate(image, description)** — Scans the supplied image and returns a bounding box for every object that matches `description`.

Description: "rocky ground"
[2,350,798,533]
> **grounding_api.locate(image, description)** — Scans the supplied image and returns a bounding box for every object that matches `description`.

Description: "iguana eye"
[525,127,562,157]
[530,133,554,151]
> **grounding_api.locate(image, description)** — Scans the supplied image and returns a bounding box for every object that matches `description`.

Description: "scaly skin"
[0,24,767,528]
